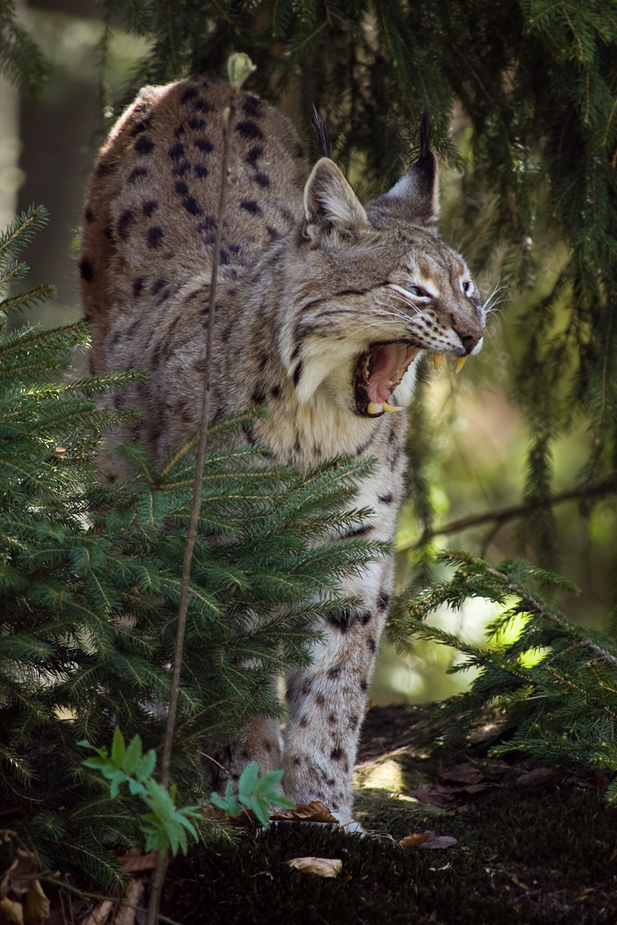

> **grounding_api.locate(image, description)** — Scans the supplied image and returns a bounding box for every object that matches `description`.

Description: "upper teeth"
[433,353,468,373]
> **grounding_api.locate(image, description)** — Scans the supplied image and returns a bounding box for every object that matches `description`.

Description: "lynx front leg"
[204,715,283,791]
[282,562,392,822]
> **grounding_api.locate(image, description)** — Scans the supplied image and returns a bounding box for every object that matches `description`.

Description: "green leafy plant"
[81,729,201,857]
[81,727,295,863]
[211,762,294,827]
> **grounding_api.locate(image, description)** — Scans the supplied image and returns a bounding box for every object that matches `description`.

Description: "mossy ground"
[162,706,617,924]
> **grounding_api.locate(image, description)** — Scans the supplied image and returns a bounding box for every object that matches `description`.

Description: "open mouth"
[354,342,421,417]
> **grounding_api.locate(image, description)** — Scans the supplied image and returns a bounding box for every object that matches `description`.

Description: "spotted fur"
[81,75,485,822]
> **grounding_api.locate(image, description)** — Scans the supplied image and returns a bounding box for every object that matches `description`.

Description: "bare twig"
[145,73,244,925]
[17,874,183,925]
[397,475,617,553]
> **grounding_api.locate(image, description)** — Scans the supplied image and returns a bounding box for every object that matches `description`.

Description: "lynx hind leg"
[282,562,393,822]
[205,715,283,792]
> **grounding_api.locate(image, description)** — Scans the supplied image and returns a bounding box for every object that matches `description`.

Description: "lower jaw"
[354,391,403,418]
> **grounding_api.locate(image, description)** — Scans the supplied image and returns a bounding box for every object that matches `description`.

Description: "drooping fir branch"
[0,0,49,94]
[389,552,617,796]
[0,206,55,318]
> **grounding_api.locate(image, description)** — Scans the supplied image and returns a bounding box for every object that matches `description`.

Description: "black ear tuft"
[312,105,333,159]
[365,111,440,228]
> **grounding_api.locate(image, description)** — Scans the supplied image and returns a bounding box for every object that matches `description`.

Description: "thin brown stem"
[145,87,239,925]
[397,475,617,553]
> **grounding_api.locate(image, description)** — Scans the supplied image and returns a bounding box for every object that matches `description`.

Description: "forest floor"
[161,703,617,925]
[25,704,616,925]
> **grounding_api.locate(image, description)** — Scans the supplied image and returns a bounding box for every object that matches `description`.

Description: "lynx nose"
[458,327,483,354]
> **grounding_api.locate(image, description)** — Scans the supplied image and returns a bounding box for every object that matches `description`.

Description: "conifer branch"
[397,475,617,552]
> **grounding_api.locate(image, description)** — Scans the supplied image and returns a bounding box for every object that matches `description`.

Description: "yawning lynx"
[80,74,485,823]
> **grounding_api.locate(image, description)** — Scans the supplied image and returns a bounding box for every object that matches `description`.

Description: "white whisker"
[382,291,435,324]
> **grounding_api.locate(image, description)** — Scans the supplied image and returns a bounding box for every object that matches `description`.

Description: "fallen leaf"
[0,896,24,925]
[113,877,146,925]
[418,835,457,850]
[460,782,489,795]
[80,899,114,925]
[399,832,434,849]
[116,854,158,872]
[514,767,564,790]
[406,783,460,808]
[468,721,507,744]
[1,848,49,925]
[23,879,49,925]
[407,777,488,807]
[286,857,342,878]
[439,763,484,785]
[271,801,338,824]
[510,875,530,891]
[2,849,38,896]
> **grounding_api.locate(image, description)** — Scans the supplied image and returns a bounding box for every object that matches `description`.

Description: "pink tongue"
[368,344,414,403]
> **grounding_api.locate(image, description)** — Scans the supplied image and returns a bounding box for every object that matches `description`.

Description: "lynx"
[80,74,485,823]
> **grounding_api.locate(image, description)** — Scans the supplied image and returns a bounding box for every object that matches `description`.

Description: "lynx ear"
[366,113,439,228]
[303,159,370,245]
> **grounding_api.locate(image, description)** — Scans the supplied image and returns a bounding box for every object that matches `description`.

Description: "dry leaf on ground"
[112,877,147,925]
[439,763,485,785]
[406,783,461,808]
[1,896,24,925]
[514,767,564,790]
[1,849,50,925]
[407,778,488,807]
[271,801,338,824]
[400,832,457,850]
[22,879,49,925]
[399,832,434,849]
[286,857,342,878]
[418,835,457,850]
[1,849,38,896]
[115,854,158,873]
[80,899,114,925]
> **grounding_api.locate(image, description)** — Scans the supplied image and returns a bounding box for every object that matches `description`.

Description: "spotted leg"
[281,559,392,822]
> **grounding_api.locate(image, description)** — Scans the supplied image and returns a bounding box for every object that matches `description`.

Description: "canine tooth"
[456,356,467,373]
[367,402,383,415]
[382,401,402,413]
[433,353,444,370]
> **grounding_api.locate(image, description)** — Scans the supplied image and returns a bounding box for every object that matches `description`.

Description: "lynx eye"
[462,279,476,298]
[407,285,429,299]
[387,283,433,302]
